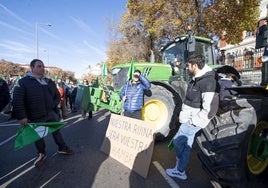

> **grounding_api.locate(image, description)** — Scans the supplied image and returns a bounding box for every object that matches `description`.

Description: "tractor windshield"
[162,42,185,67]
[162,38,215,67]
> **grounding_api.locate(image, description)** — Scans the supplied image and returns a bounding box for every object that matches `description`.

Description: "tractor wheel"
[196,98,268,187]
[142,84,180,140]
[247,121,268,176]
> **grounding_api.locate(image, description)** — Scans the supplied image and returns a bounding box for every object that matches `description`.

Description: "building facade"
[219,0,268,84]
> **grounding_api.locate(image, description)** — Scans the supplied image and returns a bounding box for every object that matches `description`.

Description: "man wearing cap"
[120,69,151,119]
[166,54,219,180]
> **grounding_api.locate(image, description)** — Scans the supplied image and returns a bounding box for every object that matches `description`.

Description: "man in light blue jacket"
[120,69,151,119]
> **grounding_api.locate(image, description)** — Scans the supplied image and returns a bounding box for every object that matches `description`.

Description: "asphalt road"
[0,109,222,188]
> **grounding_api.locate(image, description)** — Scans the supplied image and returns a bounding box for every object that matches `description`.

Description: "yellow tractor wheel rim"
[142,99,168,130]
[247,121,268,175]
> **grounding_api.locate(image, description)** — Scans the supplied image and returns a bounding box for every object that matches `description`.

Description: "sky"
[0,0,127,78]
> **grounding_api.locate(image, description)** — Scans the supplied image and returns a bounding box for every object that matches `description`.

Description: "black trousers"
[34,111,67,154]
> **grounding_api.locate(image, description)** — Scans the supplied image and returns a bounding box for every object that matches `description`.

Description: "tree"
[0,60,27,79]
[106,0,261,64]
[0,60,76,83]
[202,0,260,43]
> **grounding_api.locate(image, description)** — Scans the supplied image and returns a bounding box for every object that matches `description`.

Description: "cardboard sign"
[101,113,156,178]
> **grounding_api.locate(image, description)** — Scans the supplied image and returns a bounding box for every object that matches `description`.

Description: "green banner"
[14,122,66,150]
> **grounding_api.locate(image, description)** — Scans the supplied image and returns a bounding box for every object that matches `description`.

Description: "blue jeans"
[173,122,201,172]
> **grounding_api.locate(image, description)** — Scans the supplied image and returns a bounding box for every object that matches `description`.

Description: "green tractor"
[196,17,268,187]
[76,18,268,187]
[77,17,267,187]
[77,30,227,139]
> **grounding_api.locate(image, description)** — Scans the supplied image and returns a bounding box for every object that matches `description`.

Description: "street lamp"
[36,22,52,58]
[43,49,50,66]
[43,49,50,76]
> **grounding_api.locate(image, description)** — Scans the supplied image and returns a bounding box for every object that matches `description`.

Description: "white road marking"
[0,165,35,187]
[39,171,61,188]
[0,134,17,146]
[0,157,35,181]
[0,123,20,127]
[153,161,180,188]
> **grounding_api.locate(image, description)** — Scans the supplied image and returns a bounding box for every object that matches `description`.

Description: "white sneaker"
[166,168,187,180]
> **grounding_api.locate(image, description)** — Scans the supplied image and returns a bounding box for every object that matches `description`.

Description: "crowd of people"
[0,72,82,121]
[0,55,238,181]
[0,59,94,167]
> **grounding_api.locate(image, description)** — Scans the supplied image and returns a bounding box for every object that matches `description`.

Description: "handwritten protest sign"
[101,113,156,178]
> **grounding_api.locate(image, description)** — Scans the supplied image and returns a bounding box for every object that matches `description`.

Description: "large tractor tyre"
[246,121,268,179]
[142,84,180,140]
[196,98,267,187]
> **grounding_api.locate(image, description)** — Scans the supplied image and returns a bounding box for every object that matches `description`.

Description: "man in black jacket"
[166,54,219,180]
[13,59,73,167]
[0,78,10,112]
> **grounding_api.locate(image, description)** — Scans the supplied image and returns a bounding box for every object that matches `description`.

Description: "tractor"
[76,29,232,139]
[76,17,267,187]
[196,17,268,187]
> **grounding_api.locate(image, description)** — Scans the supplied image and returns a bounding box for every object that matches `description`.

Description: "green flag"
[92,76,100,88]
[101,62,108,78]
[168,139,174,150]
[127,59,135,81]
[14,122,66,150]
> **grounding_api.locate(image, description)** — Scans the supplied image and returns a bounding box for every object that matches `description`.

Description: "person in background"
[12,59,74,167]
[0,78,10,112]
[57,82,67,119]
[65,84,72,110]
[165,54,219,180]
[120,69,151,120]
[3,77,15,115]
[218,73,238,101]
[81,79,93,119]
[70,85,78,113]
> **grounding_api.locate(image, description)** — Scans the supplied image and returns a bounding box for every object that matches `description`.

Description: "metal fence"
[220,48,264,85]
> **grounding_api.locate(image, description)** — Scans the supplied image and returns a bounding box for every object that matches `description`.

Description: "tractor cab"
[161,33,221,82]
